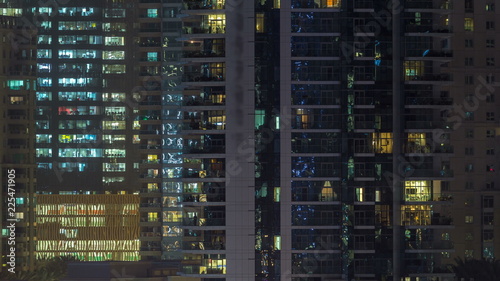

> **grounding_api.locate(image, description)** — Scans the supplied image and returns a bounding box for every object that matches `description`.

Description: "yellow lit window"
[372,132,393,153]
[256,13,264,33]
[404,61,424,80]
[208,15,226,33]
[465,18,474,31]
[148,212,158,222]
[404,181,431,201]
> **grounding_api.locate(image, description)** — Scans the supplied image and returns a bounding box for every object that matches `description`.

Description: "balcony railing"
[184,146,225,154]
[405,25,452,33]
[405,74,452,81]
[183,218,225,226]
[404,144,454,154]
[404,193,453,202]
[183,50,225,58]
[405,0,452,9]
[404,169,454,178]
[183,1,225,10]
[183,241,225,250]
[405,97,453,105]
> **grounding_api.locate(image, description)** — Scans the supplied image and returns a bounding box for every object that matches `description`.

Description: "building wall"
[36,194,140,261]
[0,15,37,272]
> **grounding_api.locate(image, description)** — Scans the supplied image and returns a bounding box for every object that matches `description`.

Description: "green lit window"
[147,9,158,18]
[7,80,24,90]
[147,52,158,61]
[15,198,24,206]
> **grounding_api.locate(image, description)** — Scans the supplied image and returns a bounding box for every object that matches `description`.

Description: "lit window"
[103,121,126,130]
[483,246,495,259]
[36,148,52,157]
[105,36,125,46]
[103,51,125,60]
[486,3,495,11]
[404,61,424,80]
[147,9,158,18]
[465,18,474,31]
[103,64,126,74]
[104,9,125,18]
[102,163,126,172]
[465,216,474,223]
[465,249,474,259]
[256,13,264,33]
[7,80,24,90]
[103,92,125,102]
[146,52,158,61]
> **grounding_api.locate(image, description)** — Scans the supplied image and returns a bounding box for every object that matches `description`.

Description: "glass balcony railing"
[183,218,225,226]
[404,169,454,178]
[183,1,225,10]
[405,74,452,82]
[404,193,453,202]
[405,0,452,10]
[405,97,453,105]
[405,25,452,33]
[404,144,454,154]
[183,241,225,250]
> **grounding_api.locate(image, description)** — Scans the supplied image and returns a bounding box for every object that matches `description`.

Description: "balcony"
[183,218,225,226]
[184,145,225,154]
[183,170,225,178]
[183,193,226,203]
[404,169,454,178]
[182,266,224,275]
[183,50,225,58]
[405,74,452,82]
[405,97,453,106]
[404,193,453,202]
[182,121,225,130]
[292,121,342,130]
[183,26,225,35]
[183,1,225,10]
[182,74,225,82]
[183,241,225,250]
[354,169,374,178]
[405,25,453,34]
[403,215,453,226]
[405,0,452,10]
[405,50,453,59]
[183,96,225,106]
[404,144,454,154]
[405,121,436,129]
[354,121,375,130]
